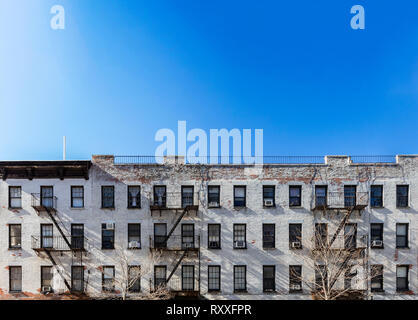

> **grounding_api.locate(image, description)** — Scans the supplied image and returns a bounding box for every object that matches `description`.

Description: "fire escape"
[311,187,369,299]
[149,189,200,297]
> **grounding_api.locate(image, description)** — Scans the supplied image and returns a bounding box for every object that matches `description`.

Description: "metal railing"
[31,193,57,211]
[150,235,200,250]
[350,155,396,163]
[313,234,368,251]
[151,192,199,209]
[31,235,87,251]
[313,192,369,209]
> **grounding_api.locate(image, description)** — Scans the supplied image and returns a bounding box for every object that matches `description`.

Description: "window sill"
[234,290,248,293]
[289,206,303,209]
[289,247,303,250]
[371,289,385,293]
[9,207,22,210]
[127,248,142,250]
[101,207,115,210]
[396,206,410,209]
[127,207,141,209]
[208,290,221,293]
[263,205,276,208]
[208,205,221,209]
[233,247,247,250]
[396,247,410,249]
[396,290,412,294]
[263,290,276,294]
[289,290,303,294]
[371,206,384,209]
[208,247,221,250]
[233,206,246,209]
[70,207,85,210]
[263,247,276,250]
[8,247,22,250]
[101,248,115,250]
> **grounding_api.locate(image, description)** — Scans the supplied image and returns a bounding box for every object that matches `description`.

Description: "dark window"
[315,265,328,291]
[127,186,141,208]
[344,186,356,207]
[182,186,194,208]
[344,223,357,249]
[315,186,327,207]
[344,267,355,290]
[396,223,408,248]
[41,266,53,290]
[315,223,327,248]
[289,224,302,249]
[289,186,302,207]
[371,265,383,292]
[289,265,302,292]
[101,186,114,208]
[233,266,246,292]
[128,266,141,292]
[234,186,246,207]
[71,224,84,250]
[263,186,275,206]
[9,186,22,208]
[9,224,21,249]
[9,266,22,292]
[102,266,115,292]
[397,185,409,208]
[182,224,195,249]
[208,266,221,291]
[233,224,246,249]
[370,223,383,248]
[154,266,166,289]
[128,224,141,249]
[41,186,54,208]
[71,186,84,208]
[262,224,275,249]
[71,266,84,292]
[154,223,167,248]
[370,185,383,207]
[396,265,409,292]
[102,223,115,249]
[182,265,195,291]
[41,224,53,248]
[208,224,221,249]
[263,266,275,292]
[208,186,220,207]
[154,186,167,207]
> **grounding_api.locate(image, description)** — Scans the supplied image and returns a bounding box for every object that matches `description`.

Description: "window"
[315,265,328,291]
[71,266,84,292]
[315,186,327,207]
[344,223,357,249]
[344,267,355,290]
[9,266,22,292]
[233,224,246,249]
[371,265,383,292]
[102,223,115,249]
[263,266,275,292]
[41,266,53,290]
[397,185,409,208]
[9,186,22,208]
[41,224,53,248]
[71,186,84,208]
[315,223,327,248]
[208,266,221,291]
[41,186,54,208]
[263,186,275,206]
[127,186,141,208]
[128,224,141,249]
[289,224,302,249]
[71,224,84,250]
[370,223,383,248]
[234,186,246,207]
[128,266,141,292]
[396,265,409,292]
[208,224,221,249]
[154,223,167,248]
[181,224,195,249]
[101,186,114,208]
[154,266,166,289]
[344,185,356,207]
[370,185,383,207]
[289,265,302,292]
[9,224,21,249]
[102,266,115,292]
[182,186,194,208]
[396,223,408,248]
[233,266,246,292]
[289,186,301,207]
[182,265,195,291]
[208,186,220,207]
[262,224,275,249]
[154,186,166,207]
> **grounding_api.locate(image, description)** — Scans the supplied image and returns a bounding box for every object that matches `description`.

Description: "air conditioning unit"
[291,241,301,249]
[208,201,219,207]
[290,284,301,291]
[106,222,115,230]
[128,241,141,249]
[42,285,52,293]
[209,241,219,248]
[372,240,383,247]
[183,242,194,248]
[234,241,246,248]
[264,199,274,207]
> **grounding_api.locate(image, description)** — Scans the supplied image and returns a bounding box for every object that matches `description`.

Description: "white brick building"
[1,154,417,300]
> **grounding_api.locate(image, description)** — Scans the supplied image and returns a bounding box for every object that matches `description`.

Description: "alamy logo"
[350,5,365,30]
[155,121,263,164]
[50,5,65,30]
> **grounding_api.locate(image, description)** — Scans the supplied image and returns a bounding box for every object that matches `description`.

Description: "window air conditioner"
[371,240,383,247]
[264,199,274,207]
[234,241,246,248]
[106,222,115,230]
[209,241,219,248]
[290,284,301,291]
[128,241,141,249]
[208,201,219,207]
[42,286,52,293]
[291,241,301,248]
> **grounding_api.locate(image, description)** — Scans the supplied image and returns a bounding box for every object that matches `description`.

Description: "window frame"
[370,185,383,208]
[208,265,221,292]
[396,185,409,208]
[262,186,275,207]
[208,224,221,249]
[9,186,22,209]
[314,185,327,207]
[71,265,84,293]
[71,224,84,250]
[127,185,141,209]
[396,265,409,292]
[233,265,247,292]
[181,265,195,291]
[9,224,22,249]
[233,186,246,208]
[289,265,302,292]
[262,224,275,249]
[102,266,115,292]
[101,186,115,209]
[41,266,53,290]
[289,185,302,207]
[9,266,22,293]
[371,265,384,292]
[153,185,167,207]
[263,265,275,292]
[71,186,84,208]
[233,224,247,249]
[101,223,115,250]
[370,223,383,248]
[208,186,220,208]
[289,223,302,249]
[396,223,409,249]
[154,266,167,289]
[128,265,141,293]
[314,223,327,249]
[181,186,194,208]
[128,223,141,249]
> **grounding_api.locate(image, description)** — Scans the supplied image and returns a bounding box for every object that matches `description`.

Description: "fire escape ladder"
[328,250,355,290]
[166,249,189,282]
[166,207,189,241]
[44,249,72,291]
[46,208,72,249]
[328,208,353,247]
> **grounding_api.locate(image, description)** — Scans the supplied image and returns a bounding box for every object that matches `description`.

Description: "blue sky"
[1,0,418,160]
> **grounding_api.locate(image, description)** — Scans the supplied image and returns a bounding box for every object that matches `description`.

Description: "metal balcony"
[150,192,199,213]
[312,192,369,211]
[149,235,200,251]
[31,193,57,213]
[31,235,88,252]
